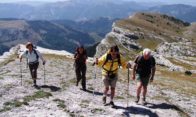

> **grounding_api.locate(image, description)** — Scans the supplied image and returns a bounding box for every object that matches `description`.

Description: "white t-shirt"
[20,49,44,63]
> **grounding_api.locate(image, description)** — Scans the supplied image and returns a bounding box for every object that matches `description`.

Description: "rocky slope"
[96,12,196,73]
[0,44,195,117]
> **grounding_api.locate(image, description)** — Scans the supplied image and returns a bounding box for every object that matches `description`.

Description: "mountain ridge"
[96,12,196,73]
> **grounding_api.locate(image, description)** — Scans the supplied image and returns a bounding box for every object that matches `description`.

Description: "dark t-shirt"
[74,52,87,66]
[134,55,156,77]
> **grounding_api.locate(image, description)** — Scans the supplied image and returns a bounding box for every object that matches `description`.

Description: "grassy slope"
[115,13,194,51]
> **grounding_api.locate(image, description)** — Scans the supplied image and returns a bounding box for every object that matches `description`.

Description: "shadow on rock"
[83,89,103,96]
[146,103,185,114]
[40,85,61,92]
[125,106,158,117]
[110,105,158,117]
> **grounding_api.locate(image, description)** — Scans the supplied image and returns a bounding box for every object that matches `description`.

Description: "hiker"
[132,48,156,105]
[95,45,130,107]
[74,45,88,91]
[19,42,46,87]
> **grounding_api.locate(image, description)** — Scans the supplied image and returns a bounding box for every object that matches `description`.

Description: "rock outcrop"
[96,12,196,73]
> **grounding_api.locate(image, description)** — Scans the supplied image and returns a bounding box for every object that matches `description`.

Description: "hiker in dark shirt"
[74,46,88,91]
[132,48,156,105]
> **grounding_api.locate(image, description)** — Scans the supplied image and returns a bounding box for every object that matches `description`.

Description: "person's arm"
[37,50,46,65]
[132,56,139,80]
[132,63,137,80]
[150,66,156,82]
[19,51,27,62]
[119,55,131,69]
[95,53,107,67]
[150,57,156,82]
[74,53,78,59]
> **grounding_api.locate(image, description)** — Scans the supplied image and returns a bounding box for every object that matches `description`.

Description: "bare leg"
[135,82,142,103]
[142,86,147,104]
[142,86,147,98]
[103,87,109,104]
[104,87,109,96]
[110,87,115,101]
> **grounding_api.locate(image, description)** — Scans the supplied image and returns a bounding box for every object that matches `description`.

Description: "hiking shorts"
[102,74,118,88]
[136,74,150,87]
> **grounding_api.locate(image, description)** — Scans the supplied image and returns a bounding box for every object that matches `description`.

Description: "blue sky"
[0,0,196,6]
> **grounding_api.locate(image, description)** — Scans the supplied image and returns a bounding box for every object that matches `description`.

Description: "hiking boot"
[33,84,39,89]
[82,88,86,91]
[33,80,36,84]
[135,96,140,104]
[102,96,106,104]
[76,82,78,86]
[141,97,146,105]
[110,101,115,108]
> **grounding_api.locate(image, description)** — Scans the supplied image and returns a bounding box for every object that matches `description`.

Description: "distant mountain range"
[148,4,196,22]
[0,18,114,55]
[0,1,196,22]
[0,0,154,20]
[53,17,117,41]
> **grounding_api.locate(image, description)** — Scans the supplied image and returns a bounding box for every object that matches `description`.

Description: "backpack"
[102,53,121,67]
[74,47,88,67]
[25,49,39,62]
[102,53,121,75]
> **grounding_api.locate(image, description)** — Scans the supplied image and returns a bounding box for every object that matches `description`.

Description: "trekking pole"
[93,63,96,96]
[44,64,46,85]
[20,61,23,86]
[127,68,130,108]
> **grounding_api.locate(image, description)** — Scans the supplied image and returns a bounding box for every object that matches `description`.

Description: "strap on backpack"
[102,54,121,75]
[26,49,39,62]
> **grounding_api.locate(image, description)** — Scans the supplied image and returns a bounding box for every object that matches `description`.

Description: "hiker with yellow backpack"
[95,45,131,108]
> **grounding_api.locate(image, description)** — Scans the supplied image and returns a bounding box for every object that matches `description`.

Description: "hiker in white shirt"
[19,42,46,88]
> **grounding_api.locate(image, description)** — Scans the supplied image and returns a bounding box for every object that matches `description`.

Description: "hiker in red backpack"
[95,45,131,108]
[132,48,156,105]
[19,42,46,88]
[74,45,88,91]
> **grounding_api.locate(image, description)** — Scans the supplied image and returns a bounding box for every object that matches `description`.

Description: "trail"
[0,53,195,117]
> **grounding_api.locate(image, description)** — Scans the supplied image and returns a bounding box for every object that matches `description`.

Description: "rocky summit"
[0,44,195,117]
[96,12,196,74]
